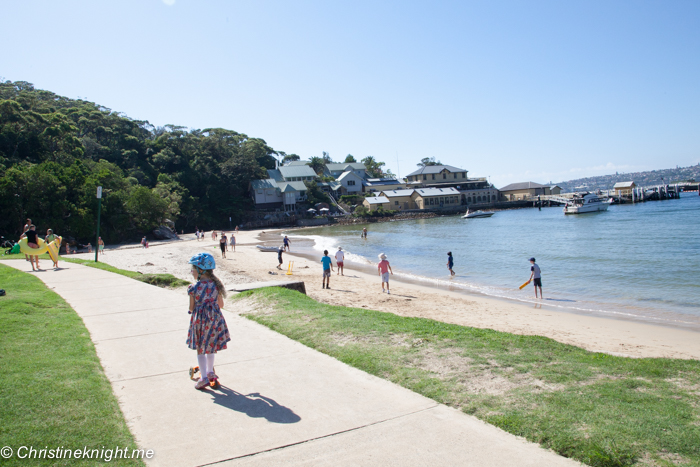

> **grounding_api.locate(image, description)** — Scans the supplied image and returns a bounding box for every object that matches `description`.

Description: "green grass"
[0,253,189,288]
[0,264,145,466]
[236,287,700,467]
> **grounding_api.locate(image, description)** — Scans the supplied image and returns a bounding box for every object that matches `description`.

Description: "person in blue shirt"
[447,252,455,276]
[321,250,334,289]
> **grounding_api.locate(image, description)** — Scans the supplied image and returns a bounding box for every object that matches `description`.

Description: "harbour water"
[284,192,700,331]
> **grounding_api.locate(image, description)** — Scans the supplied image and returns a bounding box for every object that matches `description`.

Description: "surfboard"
[46,236,62,263]
[519,280,530,290]
[18,237,48,255]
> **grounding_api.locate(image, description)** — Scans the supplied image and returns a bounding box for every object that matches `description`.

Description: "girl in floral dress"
[186,253,231,390]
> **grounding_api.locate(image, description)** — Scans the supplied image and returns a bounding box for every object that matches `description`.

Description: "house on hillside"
[277,165,318,182]
[363,178,405,193]
[499,182,553,201]
[324,163,367,179]
[250,167,314,211]
[336,171,364,194]
[363,196,389,211]
[411,187,461,209]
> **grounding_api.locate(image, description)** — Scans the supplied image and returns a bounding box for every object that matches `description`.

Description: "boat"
[563,193,612,214]
[462,210,495,219]
[256,245,281,252]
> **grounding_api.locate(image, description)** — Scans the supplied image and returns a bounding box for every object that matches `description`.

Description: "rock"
[144,262,154,266]
[152,225,179,240]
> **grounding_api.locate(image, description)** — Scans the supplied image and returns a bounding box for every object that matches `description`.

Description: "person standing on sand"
[447,252,455,276]
[98,237,105,255]
[528,257,543,299]
[377,253,393,294]
[283,236,291,251]
[277,246,284,270]
[186,253,230,390]
[230,233,236,252]
[321,250,334,289]
[335,247,345,276]
[220,232,227,258]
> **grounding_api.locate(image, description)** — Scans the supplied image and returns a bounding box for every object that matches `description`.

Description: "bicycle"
[1,236,17,255]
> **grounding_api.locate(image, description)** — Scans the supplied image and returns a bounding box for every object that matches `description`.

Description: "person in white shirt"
[335,247,345,276]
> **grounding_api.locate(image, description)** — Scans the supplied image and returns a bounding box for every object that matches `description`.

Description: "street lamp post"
[95,186,102,262]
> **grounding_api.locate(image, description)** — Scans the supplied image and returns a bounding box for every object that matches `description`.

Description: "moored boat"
[462,210,495,219]
[563,193,612,214]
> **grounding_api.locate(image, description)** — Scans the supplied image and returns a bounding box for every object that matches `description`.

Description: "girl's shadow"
[208,386,301,424]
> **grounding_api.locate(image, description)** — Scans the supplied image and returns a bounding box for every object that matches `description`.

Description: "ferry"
[563,193,612,214]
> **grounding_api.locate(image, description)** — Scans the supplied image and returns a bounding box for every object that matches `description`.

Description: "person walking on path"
[186,253,230,390]
[277,246,284,270]
[335,247,345,276]
[219,232,227,258]
[98,237,105,255]
[528,257,543,299]
[46,229,59,269]
[321,250,334,289]
[283,236,291,251]
[20,224,40,271]
[23,218,32,262]
[230,233,236,252]
[377,253,393,294]
[447,252,455,276]
[141,236,148,249]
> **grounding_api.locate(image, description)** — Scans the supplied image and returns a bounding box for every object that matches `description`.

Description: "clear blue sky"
[3,0,699,187]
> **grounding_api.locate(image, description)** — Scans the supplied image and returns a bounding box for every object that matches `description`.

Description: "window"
[348,180,355,186]
[423,174,427,180]
[257,190,263,194]
[395,201,399,205]
[443,173,446,179]
[432,174,435,180]
[429,198,434,205]
[477,196,481,202]
[462,173,465,178]
[454,173,457,179]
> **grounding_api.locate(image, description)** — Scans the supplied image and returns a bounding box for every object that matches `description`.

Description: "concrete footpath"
[7,261,580,467]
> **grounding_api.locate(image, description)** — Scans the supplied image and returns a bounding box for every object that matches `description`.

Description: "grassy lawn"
[236,288,700,467]
[0,253,189,288]
[0,263,145,466]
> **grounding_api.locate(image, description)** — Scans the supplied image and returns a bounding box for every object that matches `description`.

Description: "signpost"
[95,186,102,262]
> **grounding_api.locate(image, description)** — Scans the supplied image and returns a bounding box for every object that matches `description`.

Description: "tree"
[344,154,356,163]
[322,151,333,163]
[309,156,326,175]
[282,153,301,164]
[417,157,442,167]
[361,156,386,178]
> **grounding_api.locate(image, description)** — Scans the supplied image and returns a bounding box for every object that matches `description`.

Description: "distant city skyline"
[2,0,699,187]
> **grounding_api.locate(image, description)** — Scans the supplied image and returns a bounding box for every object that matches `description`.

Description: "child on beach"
[283,236,291,251]
[220,232,227,258]
[321,250,334,288]
[335,247,344,276]
[528,257,543,299]
[277,246,284,270]
[186,253,230,390]
[447,252,455,276]
[230,234,236,252]
[377,253,393,294]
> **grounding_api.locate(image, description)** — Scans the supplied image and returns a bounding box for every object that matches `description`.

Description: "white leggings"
[196,353,216,379]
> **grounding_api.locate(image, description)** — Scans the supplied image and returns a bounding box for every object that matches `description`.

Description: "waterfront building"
[613,181,636,196]
[499,181,556,201]
[363,195,390,211]
[404,165,468,184]
[380,189,417,210]
[411,187,461,209]
[363,178,405,193]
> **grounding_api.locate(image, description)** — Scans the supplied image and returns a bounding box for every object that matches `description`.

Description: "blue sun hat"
[189,253,216,270]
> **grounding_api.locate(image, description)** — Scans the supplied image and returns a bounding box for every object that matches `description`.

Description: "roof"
[381,189,415,197]
[405,165,467,177]
[413,187,460,197]
[277,181,307,193]
[550,185,562,189]
[326,163,366,172]
[499,181,545,192]
[337,170,363,182]
[364,196,389,204]
[267,169,284,182]
[365,178,400,184]
[613,181,636,188]
[286,160,310,166]
[279,165,318,179]
[251,179,278,190]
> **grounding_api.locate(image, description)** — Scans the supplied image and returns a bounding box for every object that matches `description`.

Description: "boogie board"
[18,237,48,255]
[46,237,62,263]
[518,280,530,290]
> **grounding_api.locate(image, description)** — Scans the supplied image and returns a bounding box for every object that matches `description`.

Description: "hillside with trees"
[554,164,700,193]
[0,80,279,243]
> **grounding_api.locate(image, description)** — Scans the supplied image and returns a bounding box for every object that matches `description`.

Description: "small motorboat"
[462,210,495,219]
[256,245,282,252]
[562,193,612,214]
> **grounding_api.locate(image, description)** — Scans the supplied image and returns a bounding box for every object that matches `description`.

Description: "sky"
[2,0,699,187]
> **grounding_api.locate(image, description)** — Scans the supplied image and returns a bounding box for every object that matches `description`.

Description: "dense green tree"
[344,154,356,163]
[308,156,326,175]
[361,156,386,178]
[417,157,442,167]
[282,153,301,164]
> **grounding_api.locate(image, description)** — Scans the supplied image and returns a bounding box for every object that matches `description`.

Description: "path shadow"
[325,289,356,293]
[208,386,301,424]
[544,298,576,302]
[390,294,417,299]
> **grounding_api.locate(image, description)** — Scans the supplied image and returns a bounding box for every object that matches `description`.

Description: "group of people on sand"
[319,247,394,293]
[218,231,236,258]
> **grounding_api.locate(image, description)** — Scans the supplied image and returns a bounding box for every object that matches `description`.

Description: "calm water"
[285,193,700,330]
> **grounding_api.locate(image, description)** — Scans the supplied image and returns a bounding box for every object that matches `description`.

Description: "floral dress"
[186,280,231,354]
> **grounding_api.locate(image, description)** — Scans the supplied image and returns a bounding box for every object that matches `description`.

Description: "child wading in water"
[186,253,231,390]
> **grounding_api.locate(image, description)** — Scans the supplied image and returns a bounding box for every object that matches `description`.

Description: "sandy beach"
[71,229,700,360]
